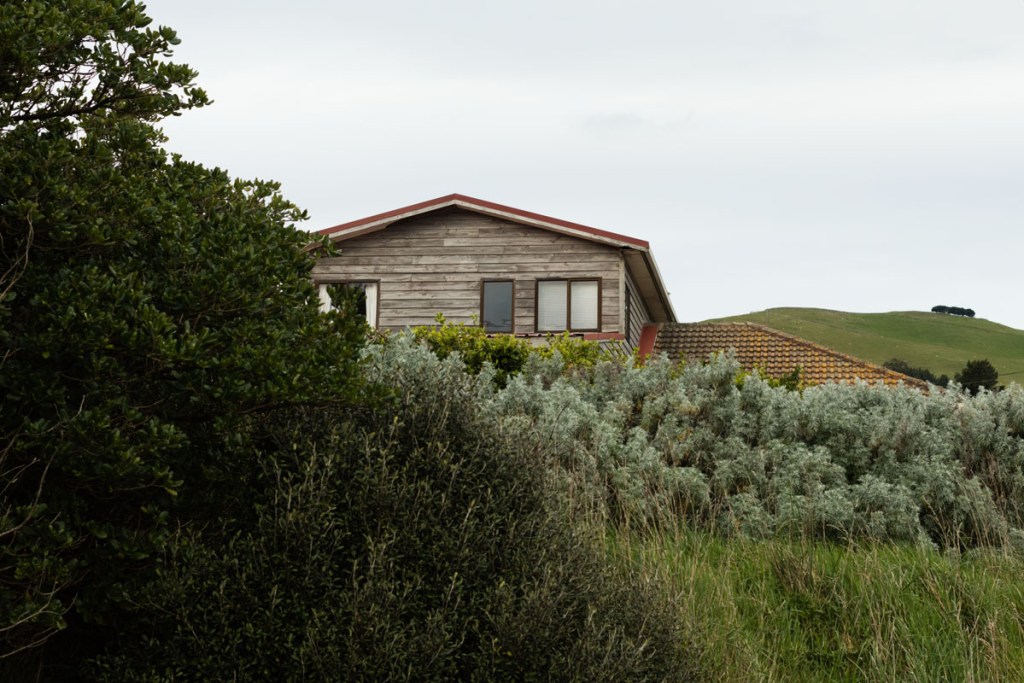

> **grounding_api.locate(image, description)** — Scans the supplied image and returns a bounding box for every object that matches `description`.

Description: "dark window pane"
[482,281,513,332]
[327,283,367,317]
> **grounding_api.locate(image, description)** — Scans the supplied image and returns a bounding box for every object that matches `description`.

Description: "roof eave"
[624,250,676,323]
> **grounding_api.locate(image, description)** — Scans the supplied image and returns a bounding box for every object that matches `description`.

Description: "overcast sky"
[152,1,1024,329]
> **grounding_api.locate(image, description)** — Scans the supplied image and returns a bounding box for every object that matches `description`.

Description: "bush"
[413,314,532,386]
[91,337,700,682]
[488,350,1024,549]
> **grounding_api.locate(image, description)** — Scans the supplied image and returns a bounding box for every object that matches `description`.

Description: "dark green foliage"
[0,0,209,127]
[955,359,999,395]
[883,358,949,387]
[91,341,700,682]
[0,0,366,670]
[932,305,976,318]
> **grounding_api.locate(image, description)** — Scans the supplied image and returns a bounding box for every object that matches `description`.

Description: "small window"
[318,281,378,328]
[481,280,514,333]
[536,279,600,332]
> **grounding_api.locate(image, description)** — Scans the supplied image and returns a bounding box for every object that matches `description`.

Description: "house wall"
[312,207,624,334]
[624,267,653,346]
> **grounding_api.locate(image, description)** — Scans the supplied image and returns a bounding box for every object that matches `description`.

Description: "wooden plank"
[380,292,480,303]
[334,253,618,265]
[337,235,571,248]
[382,308,477,318]
[338,244,612,257]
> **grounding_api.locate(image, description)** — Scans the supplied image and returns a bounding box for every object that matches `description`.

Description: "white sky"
[152,1,1024,329]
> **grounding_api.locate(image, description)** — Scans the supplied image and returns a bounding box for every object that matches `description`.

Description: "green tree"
[883,358,949,387]
[0,0,366,671]
[955,359,1000,395]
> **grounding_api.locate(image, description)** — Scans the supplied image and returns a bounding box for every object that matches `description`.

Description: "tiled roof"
[653,322,929,389]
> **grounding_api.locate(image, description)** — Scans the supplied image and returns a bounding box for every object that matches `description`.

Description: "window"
[536,279,600,332]
[318,281,378,328]
[481,280,514,333]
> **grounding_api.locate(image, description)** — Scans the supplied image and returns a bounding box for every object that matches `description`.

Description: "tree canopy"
[931,305,976,318]
[0,0,366,669]
[955,359,1000,395]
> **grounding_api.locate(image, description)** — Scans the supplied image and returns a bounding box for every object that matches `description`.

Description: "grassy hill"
[707,308,1024,384]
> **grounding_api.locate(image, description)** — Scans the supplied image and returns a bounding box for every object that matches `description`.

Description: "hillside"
[707,308,1024,384]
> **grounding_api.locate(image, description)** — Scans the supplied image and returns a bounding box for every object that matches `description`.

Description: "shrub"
[537,331,603,370]
[486,349,1024,550]
[413,314,531,386]
[91,337,700,682]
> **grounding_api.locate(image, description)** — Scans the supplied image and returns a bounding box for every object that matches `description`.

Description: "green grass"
[610,527,1024,682]
[706,308,1024,384]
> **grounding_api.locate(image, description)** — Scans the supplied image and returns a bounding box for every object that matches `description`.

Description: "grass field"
[707,308,1024,384]
[611,527,1024,682]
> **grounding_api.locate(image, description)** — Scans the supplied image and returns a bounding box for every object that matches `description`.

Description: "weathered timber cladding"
[312,207,623,333]
[624,268,653,346]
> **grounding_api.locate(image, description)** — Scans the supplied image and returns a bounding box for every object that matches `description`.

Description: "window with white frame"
[536,279,600,332]
[318,282,378,328]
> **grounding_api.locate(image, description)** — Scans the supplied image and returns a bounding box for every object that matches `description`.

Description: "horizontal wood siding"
[312,207,623,333]
[625,268,652,346]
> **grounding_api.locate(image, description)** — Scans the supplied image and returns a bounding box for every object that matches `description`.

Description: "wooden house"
[312,194,676,348]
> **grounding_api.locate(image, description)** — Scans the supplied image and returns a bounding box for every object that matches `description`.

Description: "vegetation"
[90,339,698,682]
[8,3,1024,681]
[613,528,1024,682]
[932,305,976,318]
[883,358,949,387]
[1,0,356,675]
[412,315,602,385]
[711,307,1024,383]
[0,3,689,680]
[956,359,1000,396]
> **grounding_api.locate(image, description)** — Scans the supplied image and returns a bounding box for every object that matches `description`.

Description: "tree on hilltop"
[931,305,976,318]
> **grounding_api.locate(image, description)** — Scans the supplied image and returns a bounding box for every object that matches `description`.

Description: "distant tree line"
[884,358,999,394]
[883,359,949,387]
[932,305,975,318]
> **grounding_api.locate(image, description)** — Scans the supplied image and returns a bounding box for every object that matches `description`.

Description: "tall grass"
[610,525,1024,682]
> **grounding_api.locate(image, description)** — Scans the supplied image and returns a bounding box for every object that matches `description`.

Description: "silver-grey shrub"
[484,348,1024,550]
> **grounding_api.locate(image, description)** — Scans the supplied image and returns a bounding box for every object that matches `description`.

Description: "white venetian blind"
[570,280,599,330]
[537,280,567,331]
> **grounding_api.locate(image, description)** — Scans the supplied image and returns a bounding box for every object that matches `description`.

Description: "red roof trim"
[317,193,650,249]
[636,324,660,365]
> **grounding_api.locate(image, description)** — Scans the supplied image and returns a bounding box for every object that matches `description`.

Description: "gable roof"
[317,193,649,248]
[652,322,929,389]
[317,194,676,322]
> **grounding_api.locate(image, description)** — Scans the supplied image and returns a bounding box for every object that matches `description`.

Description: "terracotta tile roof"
[653,323,929,389]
